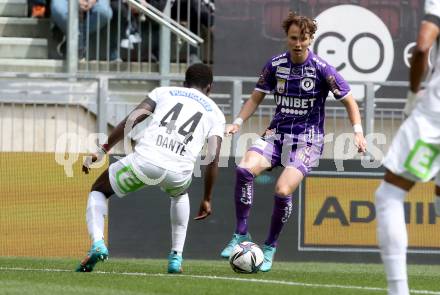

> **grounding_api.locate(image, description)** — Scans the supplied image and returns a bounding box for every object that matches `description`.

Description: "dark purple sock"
[234,166,254,235]
[265,195,293,247]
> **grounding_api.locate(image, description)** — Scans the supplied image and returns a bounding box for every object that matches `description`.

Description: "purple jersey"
[256,50,351,137]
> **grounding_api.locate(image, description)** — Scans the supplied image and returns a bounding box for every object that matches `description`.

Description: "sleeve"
[207,109,226,139]
[147,87,161,103]
[323,65,351,100]
[425,0,440,28]
[255,60,276,94]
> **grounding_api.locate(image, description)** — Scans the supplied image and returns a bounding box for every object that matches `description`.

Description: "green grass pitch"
[0,257,439,295]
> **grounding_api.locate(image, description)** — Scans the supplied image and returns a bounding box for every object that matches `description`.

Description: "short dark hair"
[282,11,317,38]
[184,63,213,89]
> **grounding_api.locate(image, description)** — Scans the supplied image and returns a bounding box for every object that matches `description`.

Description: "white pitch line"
[1,267,440,295]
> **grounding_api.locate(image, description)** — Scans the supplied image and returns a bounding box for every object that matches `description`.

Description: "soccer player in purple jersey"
[220,11,367,272]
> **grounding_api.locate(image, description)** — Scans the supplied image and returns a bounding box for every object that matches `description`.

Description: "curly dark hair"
[282,11,317,38]
[184,63,213,89]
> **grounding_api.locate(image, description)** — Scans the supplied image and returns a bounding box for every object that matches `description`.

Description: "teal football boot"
[220,233,252,258]
[75,240,109,272]
[167,251,183,274]
[260,244,276,272]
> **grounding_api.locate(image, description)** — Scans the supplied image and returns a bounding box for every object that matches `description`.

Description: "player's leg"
[170,192,190,255]
[376,118,417,294]
[434,174,440,215]
[87,170,114,243]
[259,166,301,272]
[76,169,113,272]
[220,149,271,258]
[377,111,440,294]
[376,170,414,295]
[235,151,270,234]
[161,171,193,273]
[120,157,189,273]
[259,136,321,272]
[168,192,189,273]
[77,154,145,272]
[266,167,302,246]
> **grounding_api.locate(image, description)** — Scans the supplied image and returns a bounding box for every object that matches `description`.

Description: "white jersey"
[417,0,440,114]
[134,86,225,173]
[382,2,440,181]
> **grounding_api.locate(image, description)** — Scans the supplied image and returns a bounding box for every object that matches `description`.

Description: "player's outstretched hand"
[82,145,107,174]
[82,153,98,174]
[355,133,367,153]
[194,199,212,220]
[224,124,240,136]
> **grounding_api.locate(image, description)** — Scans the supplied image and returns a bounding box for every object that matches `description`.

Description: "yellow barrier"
[303,178,440,249]
[0,153,108,257]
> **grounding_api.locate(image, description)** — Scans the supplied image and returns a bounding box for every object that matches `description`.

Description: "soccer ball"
[229,241,264,273]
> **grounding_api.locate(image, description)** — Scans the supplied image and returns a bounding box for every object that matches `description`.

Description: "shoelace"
[263,248,274,262]
[226,236,239,248]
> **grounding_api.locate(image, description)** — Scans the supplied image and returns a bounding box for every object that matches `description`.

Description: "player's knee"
[91,179,102,193]
[274,185,292,197]
[375,182,407,253]
[377,224,407,255]
[90,180,112,198]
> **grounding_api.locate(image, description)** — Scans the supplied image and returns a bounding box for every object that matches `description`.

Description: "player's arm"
[82,97,156,174]
[194,135,222,220]
[226,90,266,135]
[340,94,367,153]
[410,19,440,92]
[405,15,440,115]
[105,97,156,151]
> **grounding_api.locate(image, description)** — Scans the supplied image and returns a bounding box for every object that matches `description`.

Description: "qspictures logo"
[312,5,394,99]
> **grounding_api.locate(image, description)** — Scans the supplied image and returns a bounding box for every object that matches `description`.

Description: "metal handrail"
[0,73,412,155]
[126,0,203,46]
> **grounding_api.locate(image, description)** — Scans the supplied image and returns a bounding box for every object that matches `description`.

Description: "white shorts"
[382,108,440,182]
[108,153,192,197]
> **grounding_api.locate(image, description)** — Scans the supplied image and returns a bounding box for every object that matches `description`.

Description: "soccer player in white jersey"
[75,63,225,273]
[375,1,440,294]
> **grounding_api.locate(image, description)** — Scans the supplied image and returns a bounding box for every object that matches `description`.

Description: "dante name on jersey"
[155,134,186,156]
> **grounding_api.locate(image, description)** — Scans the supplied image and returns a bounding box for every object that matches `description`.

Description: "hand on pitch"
[194,200,212,220]
[224,124,240,136]
[354,133,367,153]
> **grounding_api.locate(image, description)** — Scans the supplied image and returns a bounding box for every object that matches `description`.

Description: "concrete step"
[0,0,27,17]
[0,58,188,73]
[0,17,50,38]
[77,60,186,74]
[0,37,47,58]
[0,58,63,72]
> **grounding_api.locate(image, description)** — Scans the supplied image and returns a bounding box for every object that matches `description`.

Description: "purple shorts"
[248,133,323,176]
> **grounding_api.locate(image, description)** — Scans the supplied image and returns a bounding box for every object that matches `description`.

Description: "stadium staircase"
[0,0,191,138]
[0,0,183,73]
[0,0,64,72]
